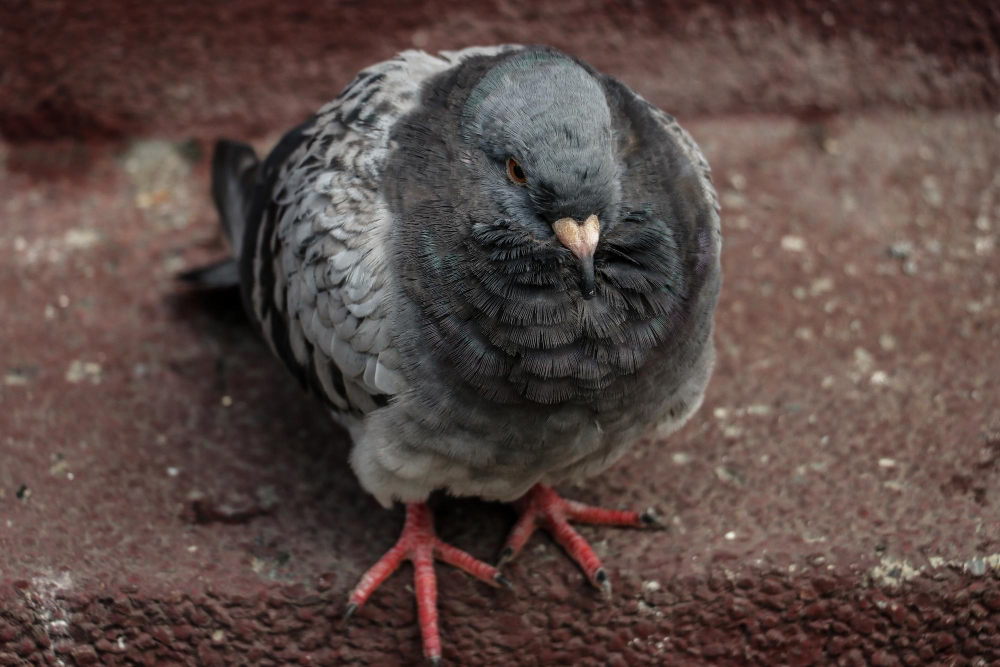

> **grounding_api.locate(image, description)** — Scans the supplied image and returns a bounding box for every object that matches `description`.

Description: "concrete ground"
[2,2,1000,666]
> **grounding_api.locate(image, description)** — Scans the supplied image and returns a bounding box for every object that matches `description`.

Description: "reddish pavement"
[1,2,999,665]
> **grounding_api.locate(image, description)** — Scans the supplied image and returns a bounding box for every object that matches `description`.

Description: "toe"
[563,499,645,527]
[413,549,442,663]
[498,508,541,567]
[434,539,504,586]
[545,513,608,589]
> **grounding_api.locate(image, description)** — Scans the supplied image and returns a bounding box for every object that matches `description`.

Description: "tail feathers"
[179,140,258,289]
[211,139,259,259]
[178,258,240,288]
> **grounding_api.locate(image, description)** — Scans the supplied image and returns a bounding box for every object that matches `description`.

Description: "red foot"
[344,502,509,664]
[497,484,661,596]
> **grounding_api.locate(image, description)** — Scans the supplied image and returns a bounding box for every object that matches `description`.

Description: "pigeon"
[183,44,721,663]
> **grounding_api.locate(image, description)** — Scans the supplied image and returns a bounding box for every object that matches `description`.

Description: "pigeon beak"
[552,214,600,300]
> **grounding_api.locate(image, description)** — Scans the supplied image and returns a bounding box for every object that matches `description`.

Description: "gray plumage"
[201,45,721,507]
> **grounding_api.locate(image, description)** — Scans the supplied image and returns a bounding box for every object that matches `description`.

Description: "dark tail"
[177,258,241,287]
[179,139,259,288]
[210,139,258,257]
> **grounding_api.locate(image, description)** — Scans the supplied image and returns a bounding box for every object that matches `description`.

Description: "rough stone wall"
[1,0,998,140]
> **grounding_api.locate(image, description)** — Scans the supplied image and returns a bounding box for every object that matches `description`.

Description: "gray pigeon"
[185,44,721,663]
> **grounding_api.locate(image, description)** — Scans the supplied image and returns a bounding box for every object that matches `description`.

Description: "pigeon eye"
[506,158,527,186]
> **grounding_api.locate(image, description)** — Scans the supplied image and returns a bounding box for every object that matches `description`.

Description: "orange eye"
[506,157,527,185]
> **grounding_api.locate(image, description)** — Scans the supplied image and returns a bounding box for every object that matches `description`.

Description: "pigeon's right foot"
[344,502,509,665]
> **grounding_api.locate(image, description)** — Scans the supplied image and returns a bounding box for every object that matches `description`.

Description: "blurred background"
[2,2,999,665]
[3,1,998,139]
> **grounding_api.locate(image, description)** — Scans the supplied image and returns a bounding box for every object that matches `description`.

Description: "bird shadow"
[162,282,511,578]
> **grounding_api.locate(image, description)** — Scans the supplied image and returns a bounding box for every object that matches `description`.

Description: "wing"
[240,47,521,417]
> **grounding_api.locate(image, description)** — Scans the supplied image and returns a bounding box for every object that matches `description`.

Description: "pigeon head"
[460,49,623,299]
[387,47,705,407]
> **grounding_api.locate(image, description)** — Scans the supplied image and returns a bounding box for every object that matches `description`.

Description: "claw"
[595,568,613,599]
[639,508,665,529]
[342,602,357,623]
[494,572,514,589]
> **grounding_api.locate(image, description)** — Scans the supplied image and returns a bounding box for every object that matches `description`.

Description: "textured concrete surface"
[2,1,999,140]
[2,112,999,666]
[3,2,1000,666]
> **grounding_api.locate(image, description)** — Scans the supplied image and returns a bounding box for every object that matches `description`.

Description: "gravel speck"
[887,241,913,259]
[781,235,806,252]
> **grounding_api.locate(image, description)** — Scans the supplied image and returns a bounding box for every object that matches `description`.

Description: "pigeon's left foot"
[345,502,508,665]
[497,484,662,597]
